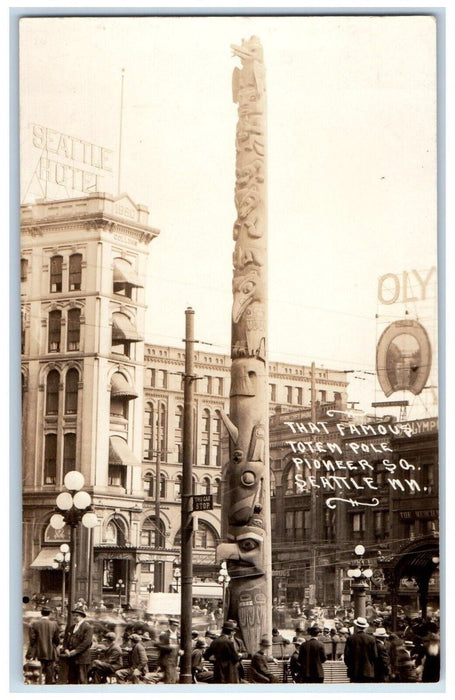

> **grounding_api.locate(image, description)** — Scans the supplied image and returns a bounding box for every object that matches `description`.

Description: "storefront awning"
[113,259,143,288]
[192,583,224,599]
[30,548,60,570]
[109,436,142,466]
[112,313,143,342]
[111,372,138,400]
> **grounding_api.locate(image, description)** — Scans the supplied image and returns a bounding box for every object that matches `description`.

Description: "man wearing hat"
[116,633,149,684]
[289,637,303,682]
[165,618,180,644]
[61,605,93,684]
[250,637,280,683]
[191,638,214,683]
[27,606,60,684]
[343,616,377,683]
[373,628,391,682]
[203,620,241,683]
[298,626,326,683]
[90,631,124,684]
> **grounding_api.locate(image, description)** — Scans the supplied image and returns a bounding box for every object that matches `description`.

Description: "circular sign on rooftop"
[376,320,431,398]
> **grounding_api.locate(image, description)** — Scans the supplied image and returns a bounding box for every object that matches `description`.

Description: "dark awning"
[30,547,61,569]
[111,372,138,400]
[109,436,142,466]
[112,313,143,342]
[113,259,143,288]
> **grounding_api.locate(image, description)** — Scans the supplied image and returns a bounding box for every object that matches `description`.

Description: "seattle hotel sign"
[31,124,114,196]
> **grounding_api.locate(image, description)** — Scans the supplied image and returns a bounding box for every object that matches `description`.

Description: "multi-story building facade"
[21,193,159,608]
[21,192,350,608]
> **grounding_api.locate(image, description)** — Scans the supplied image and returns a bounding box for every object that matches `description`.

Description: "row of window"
[144,369,224,395]
[22,254,140,300]
[143,472,222,502]
[273,384,341,405]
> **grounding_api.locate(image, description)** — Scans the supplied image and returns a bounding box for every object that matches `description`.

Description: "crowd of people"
[23,598,440,685]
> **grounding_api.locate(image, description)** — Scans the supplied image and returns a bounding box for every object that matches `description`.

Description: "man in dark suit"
[250,637,280,683]
[298,625,327,683]
[343,616,378,683]
[90,631,124,684]
[28,606,60,684]
[61,605,93,684]
[203,620,240,683]
[116,633,149,683]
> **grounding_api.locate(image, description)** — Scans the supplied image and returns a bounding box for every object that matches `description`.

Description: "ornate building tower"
[21,192,159,607]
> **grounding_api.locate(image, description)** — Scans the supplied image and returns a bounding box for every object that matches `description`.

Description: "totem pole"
[217,36,272,656]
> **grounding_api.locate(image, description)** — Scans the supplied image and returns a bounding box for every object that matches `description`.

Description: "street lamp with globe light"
[49,471,97,626]
[218,561,231,615]
[347,544,373,618]
[52,543,70,619]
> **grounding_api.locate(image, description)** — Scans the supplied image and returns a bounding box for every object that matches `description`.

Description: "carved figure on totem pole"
[217,36,271,657]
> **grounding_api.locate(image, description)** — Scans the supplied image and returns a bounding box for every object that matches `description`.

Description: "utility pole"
[180,307,195,683]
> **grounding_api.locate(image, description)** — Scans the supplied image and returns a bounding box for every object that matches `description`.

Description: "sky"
[18,13,439,419]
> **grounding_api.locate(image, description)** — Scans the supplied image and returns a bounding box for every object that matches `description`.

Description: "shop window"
[50,255,63,293]
[69,253,82,291]
[65,368,79,414]
[46,369,60,415]
[48,310,62,352]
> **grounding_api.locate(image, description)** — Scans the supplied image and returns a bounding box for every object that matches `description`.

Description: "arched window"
[21,258,28,282]
[48,310,62,352]
[105,518,127,546]
[270,469,276,497]
[284,463,299,495]
[50,255,63,292]
[214,477,221,504]
[63,433,76,475]
[175,405,183,430]
[69,253,82,291]
[202,409,210,433]
[67,308,81,351]
[158,402,167,456]
[140,516,165,548]
[202,477,211,495]
[65,368,79,414]
[143,471,154,497]
[44,433,57,484]
[175,474,182,499]
[213,410,221,433]
[46,369,60,415]
[175,521,219,549]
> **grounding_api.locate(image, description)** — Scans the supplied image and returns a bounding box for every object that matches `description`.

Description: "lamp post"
[218,561,230,617]
[347,544,373,618]
[49,471,97,627]
[52,544,70,619]
[116,579,125,609]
